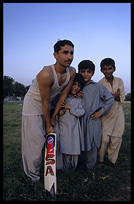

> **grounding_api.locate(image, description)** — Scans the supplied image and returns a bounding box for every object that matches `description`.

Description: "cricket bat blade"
[44,133,57,196]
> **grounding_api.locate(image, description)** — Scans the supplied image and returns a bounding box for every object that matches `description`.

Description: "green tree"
[3,76,14,99]
[12,82,27,97]
[3,75,29,100]
[125,93,131,101]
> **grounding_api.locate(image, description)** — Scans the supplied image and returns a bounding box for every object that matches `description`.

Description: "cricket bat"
[44,132,57,196]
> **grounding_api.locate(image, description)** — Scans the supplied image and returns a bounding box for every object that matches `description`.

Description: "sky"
[3,3,131,94]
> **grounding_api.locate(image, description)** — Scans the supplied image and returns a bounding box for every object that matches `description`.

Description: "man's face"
[54,45,74,67]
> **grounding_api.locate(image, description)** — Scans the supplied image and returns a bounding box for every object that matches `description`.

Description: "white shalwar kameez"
[22,65,70,181]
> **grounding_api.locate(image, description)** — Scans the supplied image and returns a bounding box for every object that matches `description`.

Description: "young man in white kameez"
[98,58,125,167]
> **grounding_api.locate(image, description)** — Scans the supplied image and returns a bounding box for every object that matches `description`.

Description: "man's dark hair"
[100,58,115,69]
[78,60,95,74]
[54,39,74,53]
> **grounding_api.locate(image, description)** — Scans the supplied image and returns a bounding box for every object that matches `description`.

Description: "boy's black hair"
[73,73,85,86]
[54,39,74,53]
[73,73,85,90]
[100,58,115,69]
[78,60,95,74]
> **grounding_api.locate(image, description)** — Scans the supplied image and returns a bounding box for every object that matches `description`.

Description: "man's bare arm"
[51,67,76,126]
[37,69,54,134]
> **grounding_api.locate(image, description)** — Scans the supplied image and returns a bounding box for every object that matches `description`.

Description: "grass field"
[3,101,131,201]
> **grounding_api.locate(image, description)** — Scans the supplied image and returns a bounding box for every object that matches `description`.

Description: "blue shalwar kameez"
[80,80,114,168]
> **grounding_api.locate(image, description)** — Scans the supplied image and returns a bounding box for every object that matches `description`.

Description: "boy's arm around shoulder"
[99,83,114,116]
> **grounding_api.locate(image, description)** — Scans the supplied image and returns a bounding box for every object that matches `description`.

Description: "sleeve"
[99,85,114,116]
[70,98,85,117]
[119,78,125,104]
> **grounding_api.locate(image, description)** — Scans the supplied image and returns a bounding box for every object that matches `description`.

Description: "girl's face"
[79,68,94,84]
[71,81,81,95]
[101,65,115,79]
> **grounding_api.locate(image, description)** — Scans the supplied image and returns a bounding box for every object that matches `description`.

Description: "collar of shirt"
[68,94,77,98]
[84,80,96,86]
[104,76,115,83]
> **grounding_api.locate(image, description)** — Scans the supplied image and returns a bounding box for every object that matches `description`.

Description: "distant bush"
[3,75,30,100]
[125,93,131,101]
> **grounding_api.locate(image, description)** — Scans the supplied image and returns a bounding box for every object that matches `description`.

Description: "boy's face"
[71,81,81,95]
[101,65,115,79]
[79,68,94,84]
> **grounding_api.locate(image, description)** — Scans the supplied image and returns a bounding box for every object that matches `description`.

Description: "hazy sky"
[3,3,131,94]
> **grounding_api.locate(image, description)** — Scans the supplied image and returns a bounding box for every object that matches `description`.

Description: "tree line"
[3,75,131,101]
[3,76,30,100]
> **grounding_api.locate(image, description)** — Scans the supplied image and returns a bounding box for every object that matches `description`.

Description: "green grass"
[3,102,131,201]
